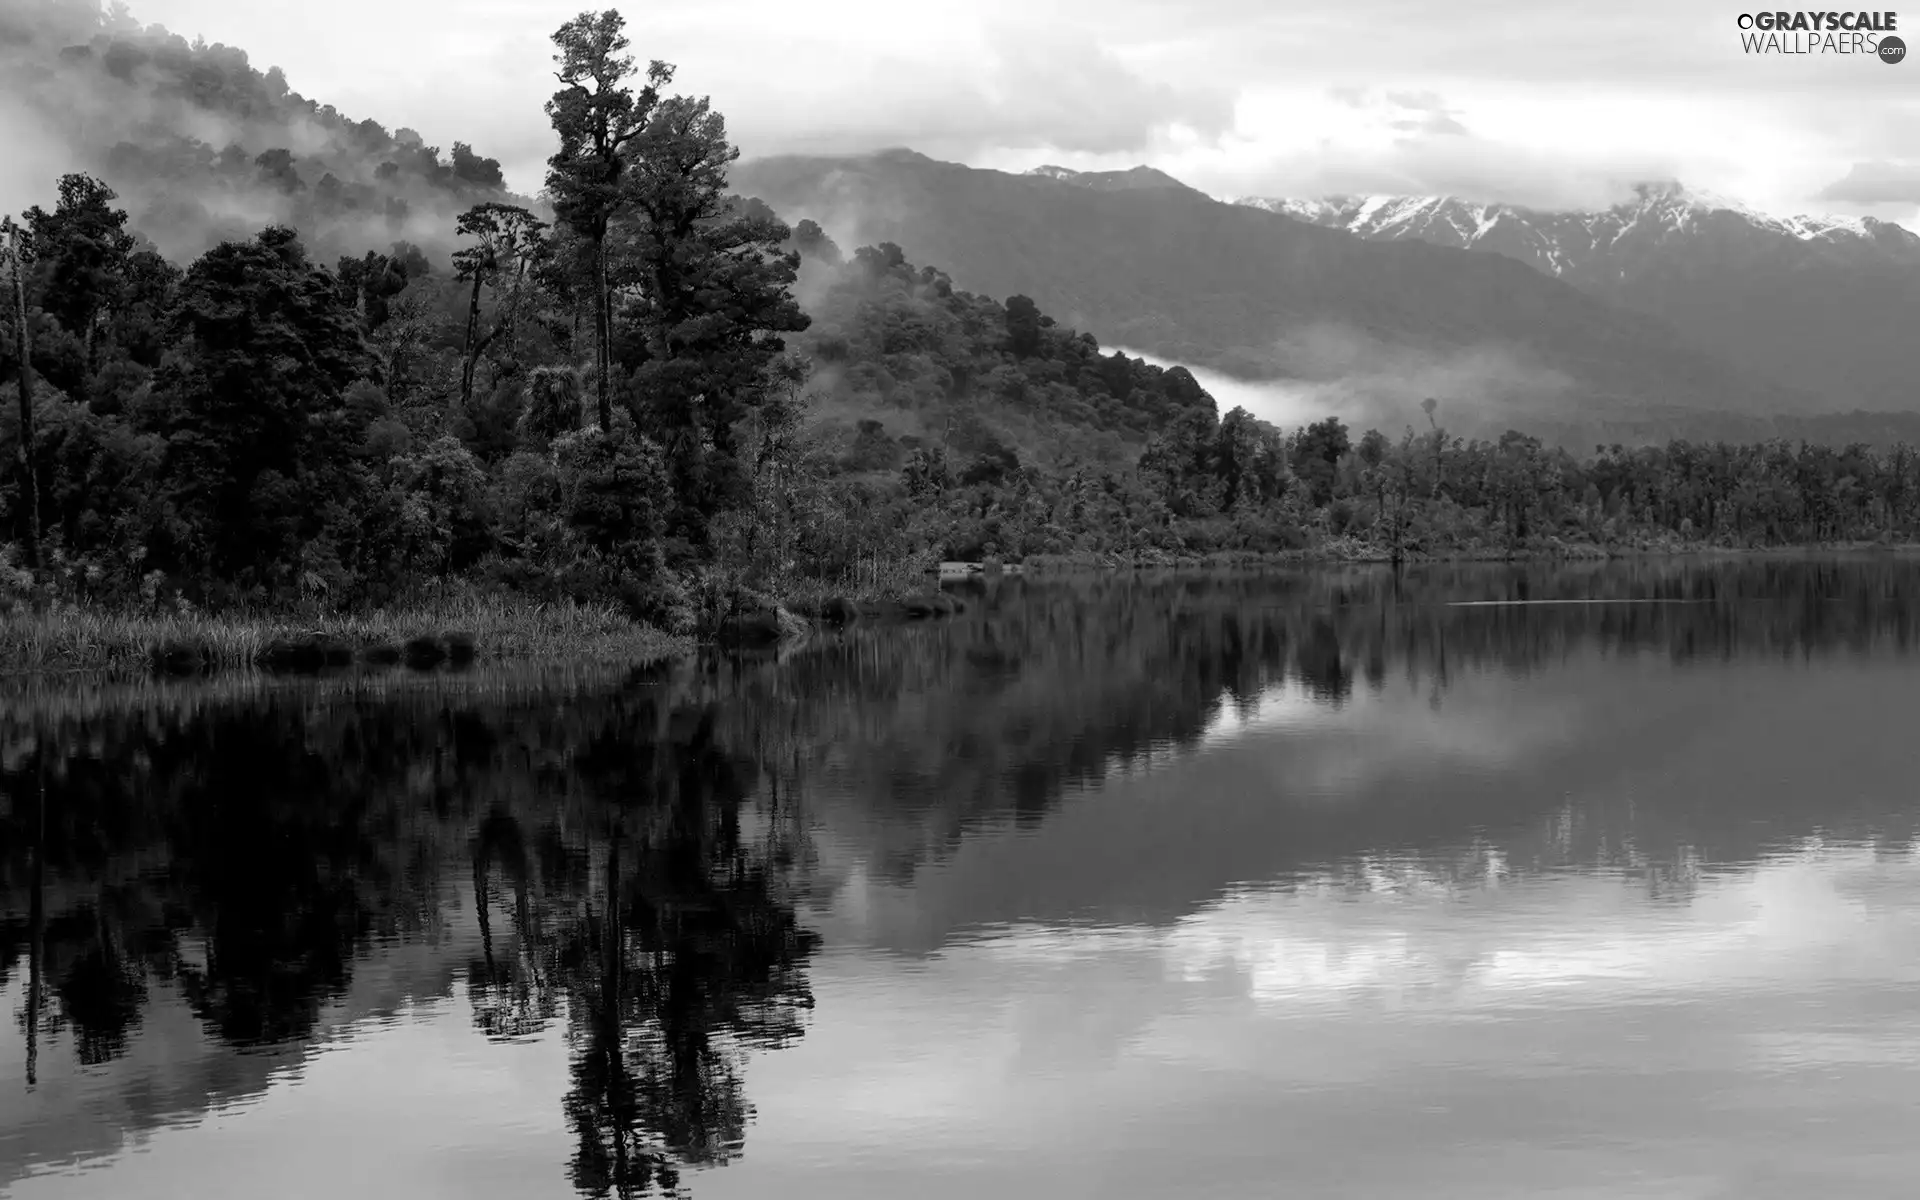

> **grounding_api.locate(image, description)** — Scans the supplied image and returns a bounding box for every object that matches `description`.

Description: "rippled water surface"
[8,559,1920,1199]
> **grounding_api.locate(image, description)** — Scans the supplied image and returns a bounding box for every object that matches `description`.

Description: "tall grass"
[0,657,679,725]
[775,548,941,613]
[0,593,691,675]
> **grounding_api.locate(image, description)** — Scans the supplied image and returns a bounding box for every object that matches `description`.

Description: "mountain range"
[1230,182,1920,416]
[733,150,1823,442]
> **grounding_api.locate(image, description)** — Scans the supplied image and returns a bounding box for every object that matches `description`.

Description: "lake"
[7,558,1920,1199]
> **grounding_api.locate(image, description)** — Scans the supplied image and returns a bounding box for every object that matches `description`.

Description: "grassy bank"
[0,658,678,726]
[0,594,691,676]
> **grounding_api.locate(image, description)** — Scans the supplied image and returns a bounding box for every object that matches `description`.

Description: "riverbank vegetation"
[7,4,1920,671]
[0,591,688,674]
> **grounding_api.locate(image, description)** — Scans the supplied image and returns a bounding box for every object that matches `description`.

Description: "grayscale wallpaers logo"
[1736,10,1903,59]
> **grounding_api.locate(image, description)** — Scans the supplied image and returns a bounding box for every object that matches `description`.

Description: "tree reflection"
[0,670,821,1198]
[554,698,821,1198]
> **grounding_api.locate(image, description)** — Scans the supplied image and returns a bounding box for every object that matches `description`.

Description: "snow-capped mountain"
[1021,164,1195,192]
[1232,182,1920,412]
[1231,183,1920,273]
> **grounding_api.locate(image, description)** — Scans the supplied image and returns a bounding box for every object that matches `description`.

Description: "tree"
[1005,294,1041,358]
[3,219,40,568]
[22,173,136,379]
[618,93,809,546]
[449,141,506,190]
[335,249,413,331]
[545,9,669,433]
[1292,415,1350,507]
[791,218,841,265]
[522,364,585,443]
[149,226,373,585]
[1214,406,1266,511]
[253,148,303,193]
[453,202,548,409]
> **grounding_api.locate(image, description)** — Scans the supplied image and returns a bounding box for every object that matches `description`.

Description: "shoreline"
[0,596,693,678]
[1011,539,1920,573]
[7,541,1920,680]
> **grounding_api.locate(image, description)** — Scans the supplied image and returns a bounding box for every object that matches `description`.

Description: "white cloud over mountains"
[121,0,1920,222]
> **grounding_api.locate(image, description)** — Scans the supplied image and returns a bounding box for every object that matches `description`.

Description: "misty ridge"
[0,0,1288,445]
[0,0,524,263]
[782,161,1578,439]
[0,0,1879,453]
[727,148,1857,445]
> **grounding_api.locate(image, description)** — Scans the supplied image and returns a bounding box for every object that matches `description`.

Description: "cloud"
[745,837,1920,1200]
[1817,160,1920,205]
[0,102,81,219]
[125,1,1234,194]
[110,0,1920,215]
[983,83,1692,210]
[1270,135,1680,209]
[1381,90,1470,137]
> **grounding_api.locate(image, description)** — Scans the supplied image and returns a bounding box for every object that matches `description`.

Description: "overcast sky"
[122,0,1920,220]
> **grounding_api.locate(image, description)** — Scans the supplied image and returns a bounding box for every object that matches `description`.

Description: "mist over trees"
[0,0,521,263]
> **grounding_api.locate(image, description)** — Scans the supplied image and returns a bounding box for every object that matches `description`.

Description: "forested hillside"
[0,0,520,262]
[785,228,1218,470]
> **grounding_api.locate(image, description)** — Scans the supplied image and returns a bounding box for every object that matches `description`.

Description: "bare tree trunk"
[460,271,485,411]
[6,231,40,570]
[593,240,613,432]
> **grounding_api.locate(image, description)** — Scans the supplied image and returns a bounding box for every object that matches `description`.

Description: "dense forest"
[6,3,1920,639]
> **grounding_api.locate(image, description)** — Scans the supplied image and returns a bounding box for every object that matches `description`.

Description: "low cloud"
[1075,86,1692,210]
[673,21,1236,164]
[1116,323,1575,437]
[1379,90,1470,138]
[0,104,82,219]
[1248,142,1683,210]
[148,3,1239,193]
[1817,160,1920,205]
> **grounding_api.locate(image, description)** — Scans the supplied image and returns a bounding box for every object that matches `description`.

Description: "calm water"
[8,560,1920,1199]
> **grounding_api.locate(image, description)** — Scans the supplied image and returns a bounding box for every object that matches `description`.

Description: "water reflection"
[6,558,1920,1197]
[1,669,819,1198]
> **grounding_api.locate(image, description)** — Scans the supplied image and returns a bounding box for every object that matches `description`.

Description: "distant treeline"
[778,241,1920,562]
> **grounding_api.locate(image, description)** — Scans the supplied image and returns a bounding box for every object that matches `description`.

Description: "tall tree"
[452,202,548,409]
[1004,294,1042,358]
[2,218,39,568]
[545,9,669,433]
[150,226,372,583]
[22,173,136,378]
[619,94,809,543]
